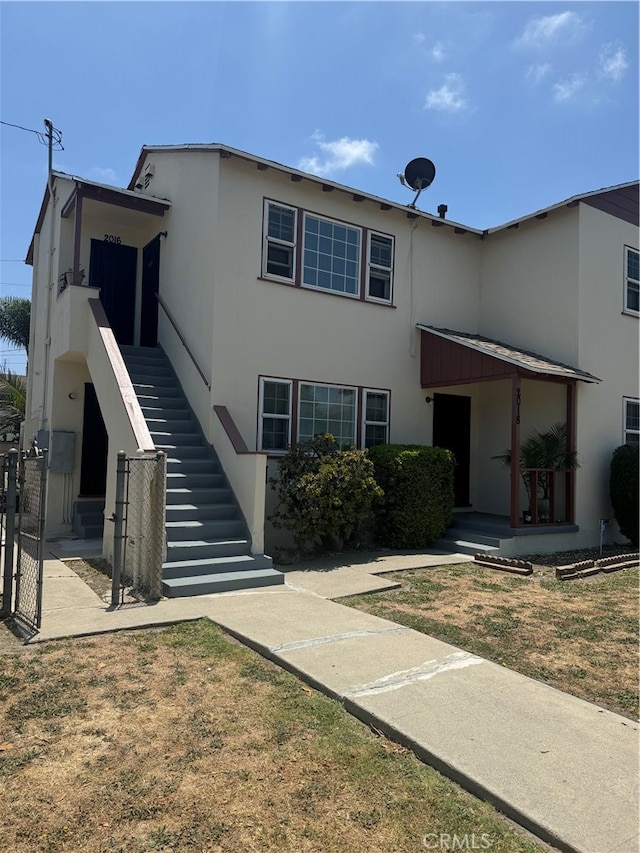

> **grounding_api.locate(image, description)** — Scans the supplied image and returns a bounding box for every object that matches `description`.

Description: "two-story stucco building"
[24,143,639,594]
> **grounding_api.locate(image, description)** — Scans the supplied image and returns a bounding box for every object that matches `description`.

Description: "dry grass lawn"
[342,557,639,720]
[0,621,546,853]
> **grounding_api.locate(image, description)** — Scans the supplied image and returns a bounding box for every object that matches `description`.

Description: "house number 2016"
[104,234,122,244]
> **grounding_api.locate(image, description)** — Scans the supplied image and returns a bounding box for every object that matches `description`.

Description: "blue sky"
[1,1,638,373]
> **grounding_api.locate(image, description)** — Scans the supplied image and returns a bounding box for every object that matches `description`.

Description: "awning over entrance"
[417,325,600,387]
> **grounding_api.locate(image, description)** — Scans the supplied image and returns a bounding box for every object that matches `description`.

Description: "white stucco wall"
[575,203,639,543]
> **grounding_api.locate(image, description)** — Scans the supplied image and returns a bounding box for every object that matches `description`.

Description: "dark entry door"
[140,235,161,347]
[89,239,137,345]
[80,384,108,497]
[433,393,471,507]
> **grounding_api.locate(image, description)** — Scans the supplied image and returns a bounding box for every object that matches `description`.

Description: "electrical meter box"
[50,430,76,474]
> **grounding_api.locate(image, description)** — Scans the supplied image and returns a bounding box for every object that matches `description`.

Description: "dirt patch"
[0,621,544,853]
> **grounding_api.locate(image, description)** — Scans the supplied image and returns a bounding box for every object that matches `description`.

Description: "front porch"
[418,325,601,538]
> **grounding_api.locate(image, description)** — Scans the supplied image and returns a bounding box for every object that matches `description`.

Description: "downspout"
[40,118,56,433]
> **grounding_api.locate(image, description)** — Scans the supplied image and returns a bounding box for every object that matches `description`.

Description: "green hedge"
[368,444,454,548]
[610,444,639,546]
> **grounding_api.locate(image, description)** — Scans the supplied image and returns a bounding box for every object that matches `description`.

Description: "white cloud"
[430,41,446,63]
[425,73,468,113]
[526,63,552,85]
[598,43,628,82]
[414,32,425,44]
[298,132,379,177]
[516,11,584,48]
[88,166,117,184]
[553,73,586,102]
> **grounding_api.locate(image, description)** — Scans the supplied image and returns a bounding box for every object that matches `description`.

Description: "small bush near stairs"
[368,444,454,549]
[268,434,383,551]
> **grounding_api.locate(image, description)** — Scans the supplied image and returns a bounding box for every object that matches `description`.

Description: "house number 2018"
[104,234,122,244]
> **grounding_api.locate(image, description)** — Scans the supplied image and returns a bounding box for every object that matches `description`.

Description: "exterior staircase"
[120,345,283,597]
[435,513,511,557]
[72,498,105,539]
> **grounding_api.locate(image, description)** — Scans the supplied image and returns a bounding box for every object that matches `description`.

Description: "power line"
[0,119,64,150]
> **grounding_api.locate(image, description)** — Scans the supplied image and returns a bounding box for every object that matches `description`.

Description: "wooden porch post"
[510,374,521,528]
[72,191,83,285]
[565,380,577,524]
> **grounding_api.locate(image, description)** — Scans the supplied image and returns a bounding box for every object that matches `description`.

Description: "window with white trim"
[625,247,639,314]
[264,202,297,280]
[258,377,390,452]
[367,233,393,302]
[262,200,394,304]
[624,397,639,447]
[363,389,390,448]
[258,378,292,451]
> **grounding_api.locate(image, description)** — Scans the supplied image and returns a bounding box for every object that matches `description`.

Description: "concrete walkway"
[10,548,640,853]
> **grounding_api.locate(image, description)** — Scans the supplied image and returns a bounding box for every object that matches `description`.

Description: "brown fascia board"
[126,143,483,237]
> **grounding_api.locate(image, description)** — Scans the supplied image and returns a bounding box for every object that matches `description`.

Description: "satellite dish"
[404,158,436,191]
[398,157,436,208]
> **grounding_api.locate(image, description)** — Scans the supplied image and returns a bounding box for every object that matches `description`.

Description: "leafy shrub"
[610,444,639,546]
[268,434,383,550]
[368,444,454,548]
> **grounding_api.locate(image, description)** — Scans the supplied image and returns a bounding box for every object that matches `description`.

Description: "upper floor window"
[625,246,639,315]
[262,200,394,304]
[624,397,639,447]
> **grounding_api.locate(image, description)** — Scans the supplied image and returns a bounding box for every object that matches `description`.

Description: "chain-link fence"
[12,450,48,633]
[112,451,166,604]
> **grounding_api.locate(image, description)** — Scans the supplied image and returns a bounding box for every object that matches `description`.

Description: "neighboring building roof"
[417,325,601,384]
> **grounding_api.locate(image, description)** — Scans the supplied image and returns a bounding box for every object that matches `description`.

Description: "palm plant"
[0,297,30,358]
[0,371,26,441]
[492,422,580,519]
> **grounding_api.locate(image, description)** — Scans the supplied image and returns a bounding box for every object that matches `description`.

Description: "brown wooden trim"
[156,294,211,390]
[80,185,169,217]
[214,405,262,455]
[61,187,78,219]
[88,299,155,452]
[510,375,521,528]
[565,381,576,524]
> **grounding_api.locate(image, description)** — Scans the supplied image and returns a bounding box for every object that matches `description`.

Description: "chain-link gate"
[0,449,48,633]
[111,451,166,605]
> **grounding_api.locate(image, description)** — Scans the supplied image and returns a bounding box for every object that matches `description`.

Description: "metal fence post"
[1,449,18,616]
[111,451,127,607]
[35,449,48,629]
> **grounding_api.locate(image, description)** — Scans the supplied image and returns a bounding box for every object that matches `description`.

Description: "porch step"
[121,344,283,598]
[436,537,501,557]
[71,499,105,540]
[162,567,283,598]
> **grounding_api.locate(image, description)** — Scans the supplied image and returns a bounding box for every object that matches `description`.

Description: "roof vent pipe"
[438,204,448,219]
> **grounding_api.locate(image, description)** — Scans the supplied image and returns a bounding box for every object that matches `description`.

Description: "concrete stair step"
[163,552,273,578]
[435,537,500,557]
[166,458,221,474]
[166,538,250,562]
[150,431,203,445]
[130,373,178,388]
[166,472,225,487]
[162,567,284,598]
[165,519,245,541]
[145,418,197,432]
[136,395,189,410]
[132,382,181,397]
[442,527,504,548]
[166,486,232,505]
[165,503,238,521]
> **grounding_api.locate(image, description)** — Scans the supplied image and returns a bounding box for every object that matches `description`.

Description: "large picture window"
[625,246,639,314]
[258,377,390,452]
[262,200,394,304]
